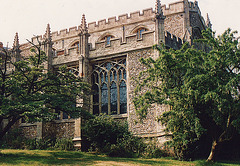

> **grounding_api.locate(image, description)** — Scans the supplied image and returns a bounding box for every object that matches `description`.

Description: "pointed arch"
[68,39,80,49]
[98,32,116,42]
[131,25,149,34]
[91,58,127,115]
[131,25,149,39]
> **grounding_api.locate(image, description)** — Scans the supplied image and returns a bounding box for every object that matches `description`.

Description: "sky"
[0,0,239,47]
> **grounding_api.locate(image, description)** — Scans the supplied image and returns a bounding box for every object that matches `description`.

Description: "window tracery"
[92,58,127,115]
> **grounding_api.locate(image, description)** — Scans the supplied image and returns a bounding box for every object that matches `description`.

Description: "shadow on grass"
[0,150,171,165]
[195,160,240,166]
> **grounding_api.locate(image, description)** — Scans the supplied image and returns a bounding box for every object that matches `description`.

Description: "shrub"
[0,128,74,151]
[109,134,146,158]
[82,114,130,153]
[53,138,74,151]
[82,114,168,158]
[24,138,54,150]
[143,138,169,158]
[0,128,25,149]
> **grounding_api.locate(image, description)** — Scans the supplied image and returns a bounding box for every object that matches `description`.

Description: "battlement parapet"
[31,26,81,44]
[188,1,201,14]
[88,1,200,32]
[165,31,183,50]
[161,0,185,15]
[88,8,155,32]
[51,26,81,39]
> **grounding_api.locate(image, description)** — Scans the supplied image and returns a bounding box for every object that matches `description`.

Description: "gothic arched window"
[136,28,146,39]
[71,41,79,48]
[101,35,114,46]
[92,58,127,115]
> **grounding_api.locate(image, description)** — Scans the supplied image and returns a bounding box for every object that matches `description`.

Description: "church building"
[9,0,211,148]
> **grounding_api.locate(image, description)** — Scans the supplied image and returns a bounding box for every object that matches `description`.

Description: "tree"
[134,29,240,161]
[0,41,90,141]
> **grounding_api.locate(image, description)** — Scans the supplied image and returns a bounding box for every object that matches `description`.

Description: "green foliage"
[83,114,130,152]
[134,28,240,161]
[53,138,74,151]
[83,114,168,158]
[83,114,146,157]
[109,134,145,158]
[0,128,25,149]
[1,128,74,150]
[142,139,169,158]
[0,42,90,140]
[24,138,54,150]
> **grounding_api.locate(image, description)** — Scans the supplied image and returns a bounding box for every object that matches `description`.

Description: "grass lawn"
[0,149,239,166]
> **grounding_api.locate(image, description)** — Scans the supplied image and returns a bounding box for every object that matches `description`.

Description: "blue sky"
[0,0,239,46]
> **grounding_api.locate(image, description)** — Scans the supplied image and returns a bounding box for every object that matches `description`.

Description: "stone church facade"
[9,0,211,148]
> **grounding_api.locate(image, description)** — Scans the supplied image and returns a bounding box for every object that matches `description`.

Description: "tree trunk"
[207,140,219,162]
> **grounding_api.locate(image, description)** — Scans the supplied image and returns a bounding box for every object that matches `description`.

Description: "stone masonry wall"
[21,125,38,139]
[127,48,168,137]
[165,13,185,39]
[43,121,75,139]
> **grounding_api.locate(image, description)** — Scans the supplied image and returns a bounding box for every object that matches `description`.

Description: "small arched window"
[136,28,147,39]
[71,41,79,48]
[101,35,114,46]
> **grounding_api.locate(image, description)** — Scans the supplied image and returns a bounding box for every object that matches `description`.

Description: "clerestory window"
[136,28,146,39]
[101,35,114,46]
[92,58,127,115]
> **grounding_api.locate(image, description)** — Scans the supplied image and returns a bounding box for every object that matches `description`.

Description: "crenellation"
[143,8,154,16]
[59,29,68,35]
[161,1,185,15]
[51,31,58,38]
[189,1,201,14]
[49,27,80,40]
[98,19,107,26]
[118,14,128,21]
[130,11,141,18]
[69,26,78,33]
[88,22,97,30]
[88,9,155,32]
[108,17,117,24]
[31,35,43,44]
[165,31,183,49]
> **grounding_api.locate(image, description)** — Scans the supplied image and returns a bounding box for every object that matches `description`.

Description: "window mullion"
[99,72,102,114]
[117,70,120,115]
[107,70,111,115]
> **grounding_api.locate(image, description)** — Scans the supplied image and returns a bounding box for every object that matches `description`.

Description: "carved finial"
[46,23,51,39]
[206,13,212,29]
[194,0,198,5]
[81,14,87,31]
[155,0,165,20]
[13,32,19,48]
[156,0,162,15]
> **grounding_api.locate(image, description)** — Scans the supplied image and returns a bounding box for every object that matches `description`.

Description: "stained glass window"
[120,81,127,114]
[93,84,99,115]
[101,83,108,114]
[110,82,117,115]
[92,58,127,115]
